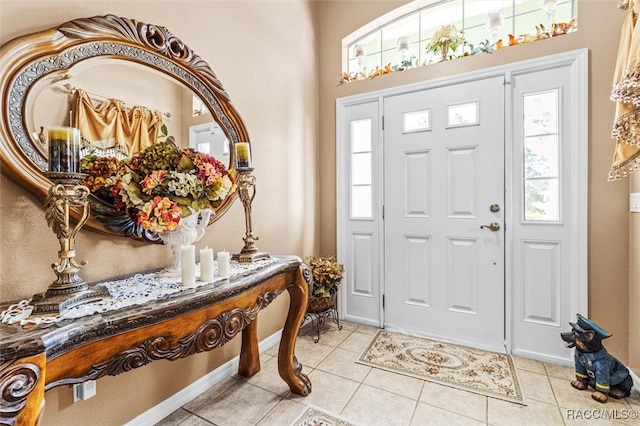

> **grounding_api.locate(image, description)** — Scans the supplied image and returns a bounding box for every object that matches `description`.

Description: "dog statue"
[560,313,633,403]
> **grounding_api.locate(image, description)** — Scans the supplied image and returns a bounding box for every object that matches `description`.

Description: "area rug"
[357,330,526,405]
[289,405,357,426]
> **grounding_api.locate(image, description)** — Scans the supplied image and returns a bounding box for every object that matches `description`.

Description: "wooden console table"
[0,256,312,426]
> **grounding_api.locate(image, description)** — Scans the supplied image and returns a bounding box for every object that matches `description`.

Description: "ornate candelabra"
[30,171,109,316]
[232,167,270,263]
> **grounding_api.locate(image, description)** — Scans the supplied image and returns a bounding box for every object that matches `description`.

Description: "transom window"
[344,0,577,75]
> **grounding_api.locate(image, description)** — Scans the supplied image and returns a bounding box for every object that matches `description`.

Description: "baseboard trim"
[343,314,379,328]
[511,349,573,367]
[124,328,283,426]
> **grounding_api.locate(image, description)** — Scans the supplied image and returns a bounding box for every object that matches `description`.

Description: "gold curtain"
[610,1,640,180]
[72,90,163,158]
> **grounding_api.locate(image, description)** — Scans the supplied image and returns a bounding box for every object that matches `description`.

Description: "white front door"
[337,50,588,363]
[383,76,506,351]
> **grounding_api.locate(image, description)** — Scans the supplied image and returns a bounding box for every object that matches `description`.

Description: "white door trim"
[336,49,588,360]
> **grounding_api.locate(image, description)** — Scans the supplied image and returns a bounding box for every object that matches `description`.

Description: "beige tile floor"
[156,320,640,426]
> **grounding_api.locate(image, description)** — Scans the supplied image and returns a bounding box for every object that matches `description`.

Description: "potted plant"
[305,256,344,313]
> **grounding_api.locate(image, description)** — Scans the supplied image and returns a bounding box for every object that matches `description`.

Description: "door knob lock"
[490,204,500,212]
[480,222,501,232]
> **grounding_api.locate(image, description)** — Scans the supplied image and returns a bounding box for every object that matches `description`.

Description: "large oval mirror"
[0,15,249,241]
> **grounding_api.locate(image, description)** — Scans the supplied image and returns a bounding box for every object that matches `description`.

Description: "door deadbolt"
[490,204,500,213]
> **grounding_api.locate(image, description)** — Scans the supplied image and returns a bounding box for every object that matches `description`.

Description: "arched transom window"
[343,0,577,77]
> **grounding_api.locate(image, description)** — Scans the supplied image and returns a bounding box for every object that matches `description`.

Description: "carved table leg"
[0,352,46,426]
[238,318,260,377]
[278,266,312,396]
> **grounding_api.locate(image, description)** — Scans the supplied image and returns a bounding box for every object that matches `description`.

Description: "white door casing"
[336,49,587,364]
[189,122,230,161]
[383,77,506,352]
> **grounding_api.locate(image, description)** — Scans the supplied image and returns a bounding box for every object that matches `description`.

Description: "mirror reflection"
[27,59,230,169]
[0,15,249,241]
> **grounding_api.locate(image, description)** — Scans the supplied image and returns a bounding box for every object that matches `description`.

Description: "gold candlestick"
[232,167,270,263]
[30,171,109,316]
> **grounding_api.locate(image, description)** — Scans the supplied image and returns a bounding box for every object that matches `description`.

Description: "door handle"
[480,222,500,232]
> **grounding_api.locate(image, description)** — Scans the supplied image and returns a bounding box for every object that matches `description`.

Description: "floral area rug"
[289,405,356,426]
[357,330,526,405]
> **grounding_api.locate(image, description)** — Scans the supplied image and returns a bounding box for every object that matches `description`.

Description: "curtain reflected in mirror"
[73,89,164,158]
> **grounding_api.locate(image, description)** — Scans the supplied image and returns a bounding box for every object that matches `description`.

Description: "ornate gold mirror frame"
[0,15,249,241]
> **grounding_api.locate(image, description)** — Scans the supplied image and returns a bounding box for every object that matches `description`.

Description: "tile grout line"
[407,381,427,426]
[251,392,286,426]
[542,362,569,426]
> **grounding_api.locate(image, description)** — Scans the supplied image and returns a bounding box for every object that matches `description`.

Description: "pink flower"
[136,196,181,232]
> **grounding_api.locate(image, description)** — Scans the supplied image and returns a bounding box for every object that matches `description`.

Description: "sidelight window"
[351,118,373,218]
[522,90,560,221]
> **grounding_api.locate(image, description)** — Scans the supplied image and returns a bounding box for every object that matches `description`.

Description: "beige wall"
[631,172,640,372]
[317,0,634,366]
[0,0,318,424]
[1,1,638,423]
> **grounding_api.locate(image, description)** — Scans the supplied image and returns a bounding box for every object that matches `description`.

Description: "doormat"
[289,405,356,426]
[357,330,526,405]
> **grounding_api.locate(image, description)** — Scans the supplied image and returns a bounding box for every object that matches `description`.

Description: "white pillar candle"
[200,246,214,282]
[217,250,230,278]
[181,245,196,286]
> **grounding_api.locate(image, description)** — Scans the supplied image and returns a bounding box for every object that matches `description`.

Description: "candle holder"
[232,167,270,263]
[30,171,109,316]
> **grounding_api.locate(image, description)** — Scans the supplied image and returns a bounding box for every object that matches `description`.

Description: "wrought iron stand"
[304,293,342,343]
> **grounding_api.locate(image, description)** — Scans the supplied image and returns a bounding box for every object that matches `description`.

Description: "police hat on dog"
[572,313,612,340]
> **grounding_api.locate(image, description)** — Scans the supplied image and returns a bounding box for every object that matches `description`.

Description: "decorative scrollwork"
[56,291,283,385]
[0,362,40,423]
[301,263,314,294]
[258,290,282,309]
[57,15,228,101]
[44,185,68,240]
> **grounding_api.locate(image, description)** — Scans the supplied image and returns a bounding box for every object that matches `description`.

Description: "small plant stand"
[305,293,342,343]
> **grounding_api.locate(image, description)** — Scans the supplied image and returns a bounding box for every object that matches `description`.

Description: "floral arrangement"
[305,256,345,298]
[424,24,467,62]
[81,137,236,233]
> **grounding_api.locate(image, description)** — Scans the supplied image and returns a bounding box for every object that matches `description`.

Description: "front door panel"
[383,77,505,351]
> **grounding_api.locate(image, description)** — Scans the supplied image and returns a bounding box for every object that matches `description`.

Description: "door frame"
[336,49,588,362]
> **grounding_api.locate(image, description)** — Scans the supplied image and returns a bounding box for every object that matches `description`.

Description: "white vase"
[157,209,212,278]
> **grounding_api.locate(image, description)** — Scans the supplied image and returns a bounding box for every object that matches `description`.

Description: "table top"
[0,255,302,363]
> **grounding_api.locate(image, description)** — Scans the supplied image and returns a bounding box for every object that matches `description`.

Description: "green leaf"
[176,155,195,173]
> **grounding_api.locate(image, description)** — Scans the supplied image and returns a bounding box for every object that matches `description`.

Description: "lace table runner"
[1,257,279,328]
